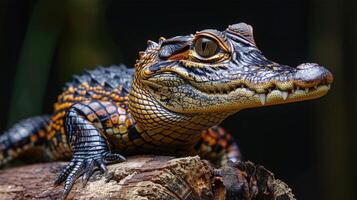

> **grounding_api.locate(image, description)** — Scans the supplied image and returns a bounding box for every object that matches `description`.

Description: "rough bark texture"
[0,155,296,200]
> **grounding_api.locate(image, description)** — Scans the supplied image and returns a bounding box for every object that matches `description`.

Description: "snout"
[294,63,333,87]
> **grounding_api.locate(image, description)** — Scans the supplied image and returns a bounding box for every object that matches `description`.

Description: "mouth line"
[193,80,331,105]
[254,83,330,105]
[197,79,330,93]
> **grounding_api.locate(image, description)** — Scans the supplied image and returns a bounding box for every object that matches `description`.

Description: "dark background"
[0,0,356,199]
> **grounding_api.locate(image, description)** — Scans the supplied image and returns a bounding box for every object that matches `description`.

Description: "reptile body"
[0,23,333,197]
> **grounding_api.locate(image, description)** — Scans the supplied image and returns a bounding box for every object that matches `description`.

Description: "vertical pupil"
[195,37,218,58]
[201,40,208,52]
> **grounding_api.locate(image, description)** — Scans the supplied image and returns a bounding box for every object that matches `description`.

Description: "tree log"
[0,155,296,200]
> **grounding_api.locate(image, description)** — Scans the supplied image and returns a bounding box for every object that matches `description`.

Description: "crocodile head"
[131,22,333,116]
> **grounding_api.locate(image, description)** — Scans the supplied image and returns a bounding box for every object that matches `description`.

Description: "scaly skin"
[0,22,333,198]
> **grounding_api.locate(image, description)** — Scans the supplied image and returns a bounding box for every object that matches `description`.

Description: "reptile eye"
[194,37,219,58]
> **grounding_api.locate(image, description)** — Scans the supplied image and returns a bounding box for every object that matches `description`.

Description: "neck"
[128,81,230,139]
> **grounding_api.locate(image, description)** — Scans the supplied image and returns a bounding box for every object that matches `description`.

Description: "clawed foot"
[54,152,125,199]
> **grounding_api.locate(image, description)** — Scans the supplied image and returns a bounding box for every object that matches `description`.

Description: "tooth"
[259,94,266,105]
[327,84,331,89]
[281,91,288,100]
[314,85,318,90]
[305,88,309,93]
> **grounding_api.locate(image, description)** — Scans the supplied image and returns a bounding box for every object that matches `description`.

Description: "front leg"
[54,101,125,198]
[193,126,241,166]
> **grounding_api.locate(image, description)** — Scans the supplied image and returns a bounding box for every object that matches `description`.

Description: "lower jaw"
[242,84,330,109]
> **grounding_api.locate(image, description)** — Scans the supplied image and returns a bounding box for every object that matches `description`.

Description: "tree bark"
[0,155,296,200]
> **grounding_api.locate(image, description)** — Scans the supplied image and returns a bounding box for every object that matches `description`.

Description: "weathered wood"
[0,155,296,200]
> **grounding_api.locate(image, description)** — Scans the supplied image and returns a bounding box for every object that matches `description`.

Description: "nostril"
[294,63,333,84]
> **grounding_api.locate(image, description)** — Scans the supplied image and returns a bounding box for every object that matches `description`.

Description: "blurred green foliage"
[7,0,122,125]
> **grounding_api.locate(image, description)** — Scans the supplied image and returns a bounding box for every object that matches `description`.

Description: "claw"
[95,158,108,173]
[103,152,126,163]
[62,161,84,199]
[54,161,75,186]
[82,160,95,187]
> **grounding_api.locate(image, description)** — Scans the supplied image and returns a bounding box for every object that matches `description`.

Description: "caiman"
[0,22,333,198]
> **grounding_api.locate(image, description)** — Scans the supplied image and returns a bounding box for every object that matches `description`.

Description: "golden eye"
[194,37,218,58]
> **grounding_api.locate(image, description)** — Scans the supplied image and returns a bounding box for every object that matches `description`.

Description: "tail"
[0,115,51,166]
